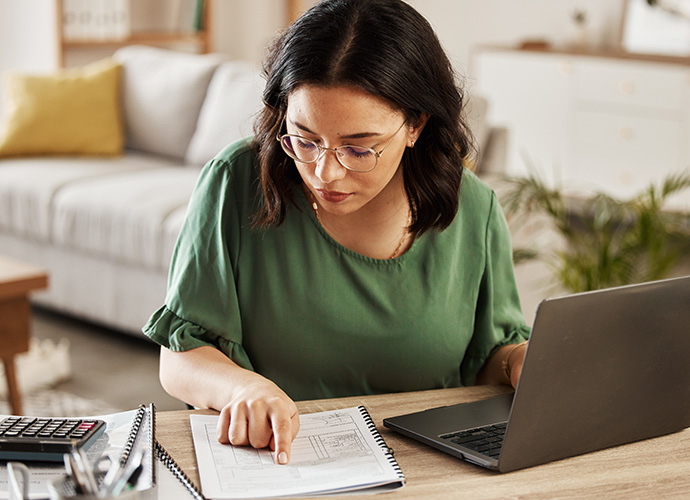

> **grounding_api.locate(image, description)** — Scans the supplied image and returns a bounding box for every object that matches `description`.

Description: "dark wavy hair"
[252,0,472,235]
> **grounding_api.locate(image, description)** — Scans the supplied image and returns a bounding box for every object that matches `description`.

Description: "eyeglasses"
[276,120,406,173]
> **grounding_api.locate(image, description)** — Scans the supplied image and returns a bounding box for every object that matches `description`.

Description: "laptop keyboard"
[440,422,507,458]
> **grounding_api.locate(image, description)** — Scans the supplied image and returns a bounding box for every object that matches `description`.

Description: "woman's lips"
[316,189,351,203]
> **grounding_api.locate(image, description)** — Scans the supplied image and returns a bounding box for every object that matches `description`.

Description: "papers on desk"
[190,406,405,499]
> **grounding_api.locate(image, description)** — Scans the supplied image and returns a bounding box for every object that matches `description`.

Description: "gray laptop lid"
[384,275,690,472]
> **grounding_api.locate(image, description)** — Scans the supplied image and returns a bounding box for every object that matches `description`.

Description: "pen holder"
[7,462,30,500]
[48,476,141,500]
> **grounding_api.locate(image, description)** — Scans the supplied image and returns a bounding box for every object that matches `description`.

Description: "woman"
[143,0,530,465]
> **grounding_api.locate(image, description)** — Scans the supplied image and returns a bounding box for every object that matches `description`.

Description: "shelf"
[62,32,208,48]
[478,43,690,67]
[56,0,212,67]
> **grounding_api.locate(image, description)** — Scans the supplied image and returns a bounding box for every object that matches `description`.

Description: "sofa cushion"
[0,58,123,157]
[162,205,189,268]
[51,167,200,270]
[185,60,264,166]
[0,154,172,241]
[113,45,221,160]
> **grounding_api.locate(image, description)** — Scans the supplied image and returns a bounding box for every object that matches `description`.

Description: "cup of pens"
[49,480,140,500]
[48,448,145,500]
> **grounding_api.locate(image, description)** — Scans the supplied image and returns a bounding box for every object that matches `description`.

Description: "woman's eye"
[342,146,373,158]
[296,138,317,150]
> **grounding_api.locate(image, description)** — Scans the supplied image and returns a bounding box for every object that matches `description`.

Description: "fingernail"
[278,452,288,464]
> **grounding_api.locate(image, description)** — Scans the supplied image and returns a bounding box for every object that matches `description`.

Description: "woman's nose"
[314,150,347,183]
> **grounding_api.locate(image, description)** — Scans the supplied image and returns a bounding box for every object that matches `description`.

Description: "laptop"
[383,275,690,472]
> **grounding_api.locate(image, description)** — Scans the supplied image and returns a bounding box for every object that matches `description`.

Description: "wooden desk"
[0,256,48,415]
[157,385,690,499]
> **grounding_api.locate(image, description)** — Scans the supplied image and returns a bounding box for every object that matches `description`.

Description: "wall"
[407,0,625,81]
[0,0,58,72]
[212,0,626,81]
[213,0,287,66]
[0,0,627,119]
[0,0,58,119]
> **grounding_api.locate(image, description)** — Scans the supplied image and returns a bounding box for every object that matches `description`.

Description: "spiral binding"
[156,440,207,500]
[148,403,157,486]
[357,405,405,478]
[120,404,147,466]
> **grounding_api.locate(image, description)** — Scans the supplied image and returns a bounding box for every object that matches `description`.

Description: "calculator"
[0,416,106,462]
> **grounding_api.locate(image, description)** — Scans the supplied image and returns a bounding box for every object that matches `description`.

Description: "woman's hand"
[158,346,300,464]
[505,342,527,389]
[476,341,528,389]
[216,372,300,464]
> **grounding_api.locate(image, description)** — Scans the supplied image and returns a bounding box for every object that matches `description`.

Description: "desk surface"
[156,385,690,499]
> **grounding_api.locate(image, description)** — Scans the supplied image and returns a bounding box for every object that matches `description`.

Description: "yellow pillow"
[0,58,123,157]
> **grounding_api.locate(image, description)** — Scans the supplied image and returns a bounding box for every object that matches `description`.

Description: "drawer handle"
[619,80,635,95]
[619,126,634,141]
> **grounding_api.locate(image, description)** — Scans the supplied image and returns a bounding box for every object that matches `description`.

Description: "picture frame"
[620,0,690,56]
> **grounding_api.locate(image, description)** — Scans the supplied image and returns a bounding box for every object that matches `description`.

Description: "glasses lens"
[279,135,377,172]
[337,146,376,172]
[281,135,319,162]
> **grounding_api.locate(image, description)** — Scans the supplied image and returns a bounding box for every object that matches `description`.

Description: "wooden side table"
[0,256,48,415]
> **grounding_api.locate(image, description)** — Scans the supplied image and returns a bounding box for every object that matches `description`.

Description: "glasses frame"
[276,120,407,173]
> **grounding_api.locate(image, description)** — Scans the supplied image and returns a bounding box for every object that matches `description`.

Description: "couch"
[0,45,495,337]
[0,45,264,335]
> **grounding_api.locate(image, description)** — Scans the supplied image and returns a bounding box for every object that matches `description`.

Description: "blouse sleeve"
[142,149,254,372]
[461,191,531,385]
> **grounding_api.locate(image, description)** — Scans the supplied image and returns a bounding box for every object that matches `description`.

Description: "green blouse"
[143,139,530,400]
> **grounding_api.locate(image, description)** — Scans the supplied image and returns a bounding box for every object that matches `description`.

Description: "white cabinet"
[473,47,690,206]
[473,50,571,181]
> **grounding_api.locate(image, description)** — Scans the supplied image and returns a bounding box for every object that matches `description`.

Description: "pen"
[105,448,146,497]
[64,453,91,495]
[100,456,125,494]
[126,461,144,489]
[72,448,99,495]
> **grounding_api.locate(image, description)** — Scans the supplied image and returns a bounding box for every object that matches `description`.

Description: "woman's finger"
[246,401,274,449]
[270,402,300,465]
[216,406,232,444]
[227,403,250,446]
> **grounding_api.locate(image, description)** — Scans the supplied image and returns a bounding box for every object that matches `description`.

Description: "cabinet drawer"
[568,110,683,198]
[574,59,689,112]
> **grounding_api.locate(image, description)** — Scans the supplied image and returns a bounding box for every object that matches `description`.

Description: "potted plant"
[500,171,690,293]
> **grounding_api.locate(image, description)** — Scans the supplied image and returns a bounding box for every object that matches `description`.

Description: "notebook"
[114,404,207,500]
[190,405,404,499]
[383,275,690,472]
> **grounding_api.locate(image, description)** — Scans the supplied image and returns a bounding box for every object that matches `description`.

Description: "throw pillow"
[185,60,264,166]
[113,45,222,160]
[0,58,123,157]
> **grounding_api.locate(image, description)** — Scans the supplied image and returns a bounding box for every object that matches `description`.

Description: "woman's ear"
[407,112,430,147]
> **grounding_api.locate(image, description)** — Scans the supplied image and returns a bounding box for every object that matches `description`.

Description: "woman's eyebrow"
[291,119,383,139]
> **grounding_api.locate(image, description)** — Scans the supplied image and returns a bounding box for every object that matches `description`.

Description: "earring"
[409,140,415,148]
